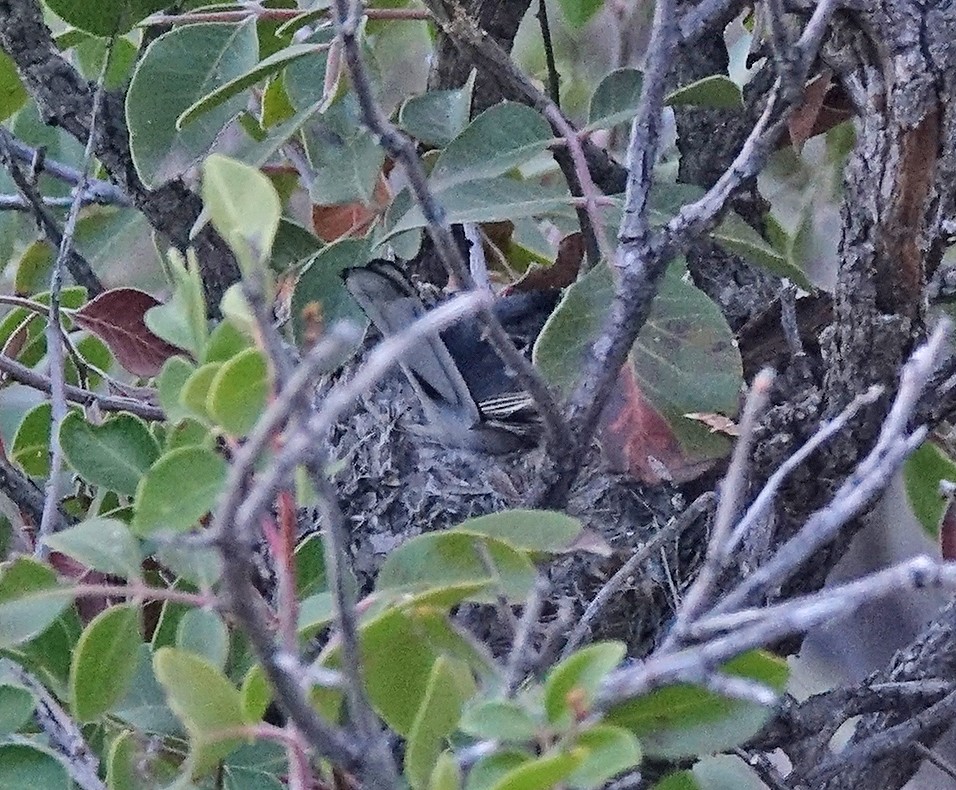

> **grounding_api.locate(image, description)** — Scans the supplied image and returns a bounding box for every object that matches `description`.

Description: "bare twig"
[599,556,956,706]
[10,666,106,790]
[536,0,561,106]
[713,324,947,615]
[505,575,549,694]
[1,133,130,207]
[38,53,110,550]
[0,352,164,421]
[721,384,883,560]
[0,128,103,295]
[806,690,956,784]
[665,370,774,645]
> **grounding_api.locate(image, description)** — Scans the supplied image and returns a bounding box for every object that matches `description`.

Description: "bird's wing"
[342,260,481,426]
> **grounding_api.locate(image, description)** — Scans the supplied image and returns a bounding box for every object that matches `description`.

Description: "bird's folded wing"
[342,261,481,426]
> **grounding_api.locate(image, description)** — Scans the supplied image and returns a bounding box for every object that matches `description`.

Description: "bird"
[342,259,559,453]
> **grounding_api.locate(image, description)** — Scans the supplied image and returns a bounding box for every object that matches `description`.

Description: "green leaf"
[204,320,254,364]
[0,557,72,649]
[460,699,539,742]
[156,542,223,588]
[176,608,230,670]
[144,250,208,357]
[321,607,487,736]
[180,363,223,424]
[43,518,143,581]
[430,103,553,189]
[11,402,53,476]
[544,642,625,726]
[467,751,532,790]
[567,725,642,789]
[488,751,585,790]
[454,510,582,553]
[296,591,334,637]
[665,75,743,109]
[904,441,956,538]
[398,71,476,147]
[70,604,141,721]
[651,771,701,790]
[157,356,197,425]
[376,532,536,605]
[0,744,69,789]
[132,445,228,536]
[607,650,788,758]
[127,21,259,187]
[429,752,462,790]
[535,259,741,459]
[240,664,271,724]
[46,0,167,36]
[294,532,328,598]
[59,412,160,496]
[405,657,476,790]
[387,178,572,237]
[281,28,336,109]
[586,68,644,132]
[557,0,604,28]
[112,643,182,735]
[309,108,386,206]
[203,154,282,270]
[0,681,35,734]
[206,348,270,436]
[178,42,329,130]
[154,647,246,774]
[106,730,141,790]
[712,213,810,289]
[0,49,27,121]
[291,237,373,345]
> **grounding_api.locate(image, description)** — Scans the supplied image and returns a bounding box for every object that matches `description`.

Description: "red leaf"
[71,288,185,377]
[598,367,716,484]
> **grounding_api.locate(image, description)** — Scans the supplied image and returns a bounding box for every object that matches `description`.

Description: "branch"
[0,0,240,307]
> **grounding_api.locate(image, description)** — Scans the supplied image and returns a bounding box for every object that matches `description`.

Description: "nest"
[321,370,712,659]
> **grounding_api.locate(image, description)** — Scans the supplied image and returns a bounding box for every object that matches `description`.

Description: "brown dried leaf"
[507,232,584,293]
[312,173,391,242]
[683,411,740,437]
[787,70,833,152]
[71,288,185,377]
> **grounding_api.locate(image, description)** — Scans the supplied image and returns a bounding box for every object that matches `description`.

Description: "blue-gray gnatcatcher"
[343,260,558,452]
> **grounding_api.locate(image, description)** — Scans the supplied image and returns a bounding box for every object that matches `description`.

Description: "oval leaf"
[71,604,141,721]
[665,75,743,109]
[43,518,143,581]
[430,103,553,188]
[0,557,72,649]
[132,445,228,536]
[203,154,281,269]
[454,509,582,553]
[127,22,258,187]
[376,532,536,604]
[544,642,626,726]
[60,412,161,496]
[903,441,956,539]
[0,744,69,789]
[206,348,270,436]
